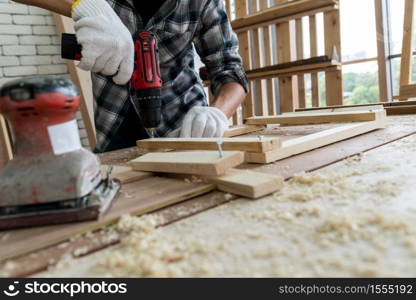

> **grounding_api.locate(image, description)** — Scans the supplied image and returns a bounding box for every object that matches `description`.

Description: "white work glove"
[72,0,134,85]
[180,106,229,138]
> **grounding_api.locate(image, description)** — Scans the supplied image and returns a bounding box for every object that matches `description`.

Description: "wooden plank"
[223,124,266,137]
[293,104,384,114]
[246,110,383,126]
[374,0,392,102]
[0,177,215,262]
[386,105,416,115]
[233,4,338,34]
[400,0,415,89]
[137,137,281,153]
[296,18,306,108]
[129,151,245,176]
[260,0,277,115]
[324,9,343,106]
[235,0,255,118]
[399,84,416,98]
[0,116,12,166]
[251,0,268,116]
[231,0,339,31]
[102,165,152,184]
[309,15,320,107]
[247,117,388,164]
[246,62,340,80]
[295,102,416,115]
[247,55,333,74]
[53,14,97,148]
[276,21,298,113]
[210,169,284,199]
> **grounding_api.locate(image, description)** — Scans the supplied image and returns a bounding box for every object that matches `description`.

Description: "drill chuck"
[132,88,162,130]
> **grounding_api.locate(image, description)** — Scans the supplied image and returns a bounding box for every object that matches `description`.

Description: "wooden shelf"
[232,0,339,32]
[246,62,341,80]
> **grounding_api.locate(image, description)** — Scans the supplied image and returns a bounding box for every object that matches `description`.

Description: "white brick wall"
[0,0,89,148]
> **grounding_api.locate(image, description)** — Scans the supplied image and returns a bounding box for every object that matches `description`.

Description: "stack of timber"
[133,137,284,199]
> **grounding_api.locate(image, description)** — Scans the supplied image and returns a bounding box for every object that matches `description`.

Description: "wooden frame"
[246,115,388,163]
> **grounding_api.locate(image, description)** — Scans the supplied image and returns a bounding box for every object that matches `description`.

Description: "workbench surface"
[41,118,416,277]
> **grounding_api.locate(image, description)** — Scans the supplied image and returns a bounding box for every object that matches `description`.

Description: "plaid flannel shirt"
[92,0,248,152]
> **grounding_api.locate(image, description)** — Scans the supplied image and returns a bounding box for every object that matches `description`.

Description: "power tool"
[0,76,121,230]
[62,31,163,138]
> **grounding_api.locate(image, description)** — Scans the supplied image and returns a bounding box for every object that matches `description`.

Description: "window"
[340,0,378,62]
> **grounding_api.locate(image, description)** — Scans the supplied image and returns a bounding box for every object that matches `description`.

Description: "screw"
[216,140,224,158]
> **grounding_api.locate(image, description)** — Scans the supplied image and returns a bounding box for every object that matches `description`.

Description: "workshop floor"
[42,131,416,277]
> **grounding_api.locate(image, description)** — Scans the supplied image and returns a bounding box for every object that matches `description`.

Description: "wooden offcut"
[223,125,266,137]
[210,169,284,199]
[246,110,381,126]
[137,137,281,153]
[130,151,245,176]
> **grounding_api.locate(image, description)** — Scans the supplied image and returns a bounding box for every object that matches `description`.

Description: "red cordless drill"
[61,31,162,138]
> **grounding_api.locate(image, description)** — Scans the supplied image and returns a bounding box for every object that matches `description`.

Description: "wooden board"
[137,137,281,153]
[399,0,415,90]
[102,165,151,184]
[210,169,284,199]
[130,151,245,176]
[399,84,416,98]
[246,62,340,80]
[223,125,266,137]
[231,0,339,31]
[0,177,215,262]
[247,118,388,164]
[246,110,382,126]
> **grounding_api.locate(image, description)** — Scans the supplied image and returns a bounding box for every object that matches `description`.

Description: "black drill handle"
[61,33,82,61]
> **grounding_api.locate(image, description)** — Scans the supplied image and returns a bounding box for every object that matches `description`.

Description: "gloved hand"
[72,0,134,85]
[180,106,229,138]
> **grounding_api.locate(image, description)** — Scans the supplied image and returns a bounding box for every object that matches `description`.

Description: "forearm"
[13,0,74,17]
[212,82,246,119]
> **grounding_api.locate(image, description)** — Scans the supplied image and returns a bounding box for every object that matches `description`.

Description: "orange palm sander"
[0,76,120,230]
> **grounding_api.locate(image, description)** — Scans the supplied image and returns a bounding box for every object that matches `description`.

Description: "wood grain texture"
[137,137,281,153]
[246,62,339,80]
[246,110,381,126]
[0,177,215,262]
[129,151,245,176]
[374,0,392,102]
[400,0,415,88]
[210,169,284,199]
[232,0,339,31]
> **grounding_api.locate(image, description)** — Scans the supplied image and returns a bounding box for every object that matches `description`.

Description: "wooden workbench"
[1,115,416,277]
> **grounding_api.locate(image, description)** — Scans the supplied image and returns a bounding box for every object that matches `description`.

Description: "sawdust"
[41,133,416,277]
